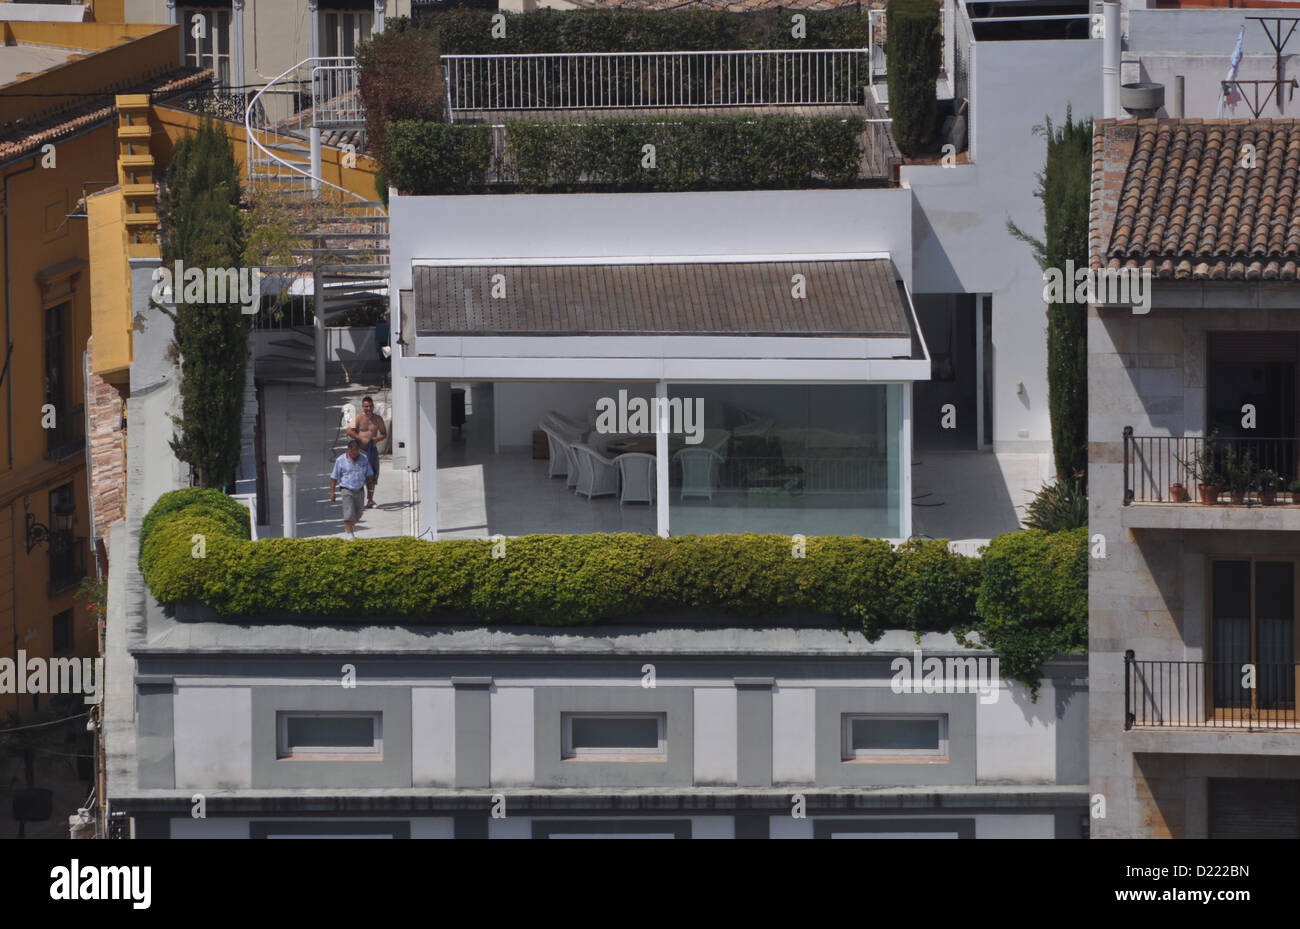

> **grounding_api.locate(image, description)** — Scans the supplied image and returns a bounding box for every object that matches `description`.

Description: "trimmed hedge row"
[140,490,1088,690]
[385,115,864,195]
[424,8,872,54]
[885,0,941,156]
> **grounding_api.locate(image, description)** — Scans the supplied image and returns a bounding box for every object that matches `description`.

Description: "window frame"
[276,711,383,761]
[179,6,233,87]
[1207,554,1300,721]
[561,712,667,762]
[840,713,949,762]
[52,608,73,654]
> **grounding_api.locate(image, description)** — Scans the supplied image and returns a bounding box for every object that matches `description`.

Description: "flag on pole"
[1218,26,1246,117]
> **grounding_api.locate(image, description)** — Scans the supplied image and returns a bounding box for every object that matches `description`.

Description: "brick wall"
[85,336,125,540]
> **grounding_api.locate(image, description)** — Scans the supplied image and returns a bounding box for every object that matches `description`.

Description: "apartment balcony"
[1123,653,1300,756]
[1121,429,1300,531]
[46,405,85,462]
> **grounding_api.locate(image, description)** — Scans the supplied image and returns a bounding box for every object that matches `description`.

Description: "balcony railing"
[46,405,85,462]
[1125,651,1300,730]
[443,49,868,112]
[48,532,85,596]
[1122,428,1300,504]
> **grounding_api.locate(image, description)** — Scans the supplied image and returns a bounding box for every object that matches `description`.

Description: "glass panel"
[851,717,940,752]
[1212,560,1252,709]
[570,716,659,750]
[666,384,903,537]
[285,715,375,750]
[1256,561,1295,710]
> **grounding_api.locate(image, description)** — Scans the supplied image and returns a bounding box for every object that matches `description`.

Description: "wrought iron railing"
[1126,651,1300,730]
[1122,428,1300,504]
[46,405,84,462]
[443,49,868,111]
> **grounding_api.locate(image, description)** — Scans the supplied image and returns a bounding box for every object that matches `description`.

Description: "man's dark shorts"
[365,439,379,483]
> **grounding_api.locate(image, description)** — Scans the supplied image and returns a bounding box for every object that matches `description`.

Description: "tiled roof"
[0,70,211,166]
[414,259,909,337]
[1091,118,1300,281]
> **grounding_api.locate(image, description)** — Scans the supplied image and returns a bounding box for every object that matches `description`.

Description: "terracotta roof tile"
[1094,118,1300,280]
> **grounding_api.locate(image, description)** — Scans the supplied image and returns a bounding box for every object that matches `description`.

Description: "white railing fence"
[443,49,867,111]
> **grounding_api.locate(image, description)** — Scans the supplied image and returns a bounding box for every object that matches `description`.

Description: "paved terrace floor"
[261,375,414,539]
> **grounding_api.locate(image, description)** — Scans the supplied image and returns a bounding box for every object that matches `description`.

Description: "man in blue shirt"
[329,439,374,540]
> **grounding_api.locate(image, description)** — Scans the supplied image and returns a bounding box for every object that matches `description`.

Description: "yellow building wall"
[0,128,115,716]
[87,189,132,383]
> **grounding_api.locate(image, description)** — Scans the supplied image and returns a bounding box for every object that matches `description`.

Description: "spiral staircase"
[244,57,389,385]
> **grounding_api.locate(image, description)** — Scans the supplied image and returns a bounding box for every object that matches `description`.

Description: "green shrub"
[969,527,1088,698]
[386,115,864,195]
[355,23,445,175]
[386,121,492,195]
[140,490,1088,691]
[885,0,941,157]
[428,8,870,55]
[1023,475,1088,532]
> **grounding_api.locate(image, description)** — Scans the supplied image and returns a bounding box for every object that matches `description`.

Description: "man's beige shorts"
[340,487,365,522]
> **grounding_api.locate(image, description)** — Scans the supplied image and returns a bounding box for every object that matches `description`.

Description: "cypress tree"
[1009,111,1092,487]
[159,120,249,490]
[885,0,941,157]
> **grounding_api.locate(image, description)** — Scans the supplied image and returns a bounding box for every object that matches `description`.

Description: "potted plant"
[1222,447,1256,505]
[1258,469,1281,505]
[1168,481,1190,502]
[1177,437,1221,504]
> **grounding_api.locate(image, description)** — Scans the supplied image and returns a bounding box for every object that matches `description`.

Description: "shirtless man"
[347,395,387,507]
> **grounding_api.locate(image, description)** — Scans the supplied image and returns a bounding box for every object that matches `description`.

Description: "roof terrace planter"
[138,490,1088,692]
[384,114,873,195]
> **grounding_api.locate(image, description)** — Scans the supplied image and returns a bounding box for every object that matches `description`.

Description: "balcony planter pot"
[1197,483,1221,504]
[1262,490,1278,506]
[1229,491,1247,505]
[1169,482,1189,503]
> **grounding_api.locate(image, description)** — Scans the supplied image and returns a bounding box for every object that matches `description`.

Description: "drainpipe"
[1174,75,1185,118]
[1103,2,1121,119]
[3,158,38,471]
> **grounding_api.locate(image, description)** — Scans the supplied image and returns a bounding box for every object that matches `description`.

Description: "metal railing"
[952,0,975,158]
[1126,652,1300,730]
[443,49,868,111]
[46,405,84,462]
[312,57,364,127]
[1123,429,1300,504]
[244,57,385,221]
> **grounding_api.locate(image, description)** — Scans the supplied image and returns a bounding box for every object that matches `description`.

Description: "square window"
[276,712,381,760]
[52,609,73,653]
[562,713,666,761]
[842,715,947,761]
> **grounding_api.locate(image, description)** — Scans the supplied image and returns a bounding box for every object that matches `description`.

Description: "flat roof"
[413,258,911,338]
[0,42,78,87]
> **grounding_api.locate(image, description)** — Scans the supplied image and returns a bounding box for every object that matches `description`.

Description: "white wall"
[904,37,1102,451]
[975,679,1057,783]
[490,687,535,786]
[771,686,816,784]
[411,686,455,787]
[692,687,738,785]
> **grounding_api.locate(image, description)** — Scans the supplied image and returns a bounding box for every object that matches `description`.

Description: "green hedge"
[140,489,1089,692]
[885,0,941,157]
[426,8,871,54]
[385,115,864,195]
[965,527,1089,698]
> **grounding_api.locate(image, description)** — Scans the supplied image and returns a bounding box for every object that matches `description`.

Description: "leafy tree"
[356,19,445,183]
[159,119,248,490]
[1009,111,1093,488]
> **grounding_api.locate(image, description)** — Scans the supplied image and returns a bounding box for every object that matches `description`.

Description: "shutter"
[1208,778,1300,838]
[1209,332,1299,363]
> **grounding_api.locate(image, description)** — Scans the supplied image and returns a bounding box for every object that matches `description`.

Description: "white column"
[312,265,325,388]
[1102,2,1121,119]
[278,455,301,538]
[655,380,669,538]
[231,0,246,92]
[417,379,438,539]
[165,0,176,25]
[310,127,322,196]
[308,0,321,61]
[900,384,913,540]
[374,0,386,35]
